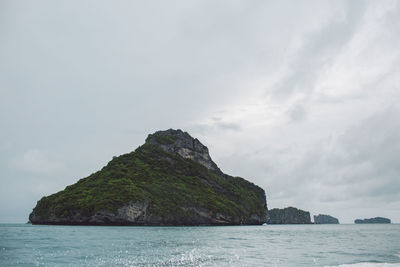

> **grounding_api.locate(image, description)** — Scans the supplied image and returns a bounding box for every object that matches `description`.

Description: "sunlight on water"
[0,224,399,266]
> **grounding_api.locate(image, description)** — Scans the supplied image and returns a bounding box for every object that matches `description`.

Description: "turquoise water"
[1,224,399,266]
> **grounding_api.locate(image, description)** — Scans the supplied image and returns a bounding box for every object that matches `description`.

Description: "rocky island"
[29,129,267,226]
[314,214,339,224]
[267,207,311,224]
[354,217,391,224]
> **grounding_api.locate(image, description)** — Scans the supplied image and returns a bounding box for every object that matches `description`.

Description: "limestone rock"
[314,214,339,224]
[29,129,267,226]
[267,207,311,224]
[354,217,391,224]
[145,129,223,175]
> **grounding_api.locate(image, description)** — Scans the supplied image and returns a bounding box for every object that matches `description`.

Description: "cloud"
[12,149,64,175]
[269,1,367,101]
[203,1,400,223]
[287,104,307,122]
[336,106,400,198]
[189,117,242,135]
[216,121,241,131]
[1,0,400,223]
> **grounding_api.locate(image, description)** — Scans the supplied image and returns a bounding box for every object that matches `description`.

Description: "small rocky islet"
[267,207,312,224]
[267,209,342,224]
[29,129,267,226]
[314,214,339,224]
[354,217,391,224]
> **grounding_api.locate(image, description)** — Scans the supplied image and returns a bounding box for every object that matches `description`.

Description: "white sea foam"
[326,263,400,267]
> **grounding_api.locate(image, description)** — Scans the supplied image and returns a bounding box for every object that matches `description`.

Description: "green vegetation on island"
[30,129,267,225]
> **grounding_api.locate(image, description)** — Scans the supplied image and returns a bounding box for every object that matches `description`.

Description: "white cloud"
[1,0,399,223]
[12,149,64,175]
[189,0,400,223]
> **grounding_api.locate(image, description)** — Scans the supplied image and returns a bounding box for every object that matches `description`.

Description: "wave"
[326,263,400,267]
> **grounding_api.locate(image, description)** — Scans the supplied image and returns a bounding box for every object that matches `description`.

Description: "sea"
[0,223,399,267]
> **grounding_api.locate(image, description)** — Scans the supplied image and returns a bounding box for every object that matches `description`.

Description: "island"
[267,207,311,224]
[314,214,339,224]
[354,217,391,224]
[29,129,267,226]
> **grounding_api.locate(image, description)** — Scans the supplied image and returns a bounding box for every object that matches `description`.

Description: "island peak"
[29,129,267,226]
[145,129,222,175]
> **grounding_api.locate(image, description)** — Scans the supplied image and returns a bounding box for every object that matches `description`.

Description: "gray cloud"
[11,149,65,175]
[287,104,307,122]
[191,118,242,134]
[1,0,399,223]
[270,1,367,100]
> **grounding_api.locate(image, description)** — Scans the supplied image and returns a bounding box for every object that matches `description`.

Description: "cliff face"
[145,129,223,175]
[29,129,267,226]
[354,217,391,224]
[267,207,311,224]
[314,214,339,224]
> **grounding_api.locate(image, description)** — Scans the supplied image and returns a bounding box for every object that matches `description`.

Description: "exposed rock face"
[29,201,265,226]
[267,207,311,224]
[314,214,339,224]
[29,129,267,226]
[145,129,223,175]
[354,217,391,224]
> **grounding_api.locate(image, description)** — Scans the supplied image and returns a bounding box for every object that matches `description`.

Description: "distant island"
[314,214,339,224]
[354,217,391,224]
[29,129,267,226]
[267,207,312,224]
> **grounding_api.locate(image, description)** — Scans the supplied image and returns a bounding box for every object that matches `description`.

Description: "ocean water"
[0,224,399,267]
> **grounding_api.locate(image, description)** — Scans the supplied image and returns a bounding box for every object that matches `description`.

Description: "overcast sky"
[1,0,399,223]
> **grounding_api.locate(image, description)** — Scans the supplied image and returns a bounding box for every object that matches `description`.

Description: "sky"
[1,0,399,224]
